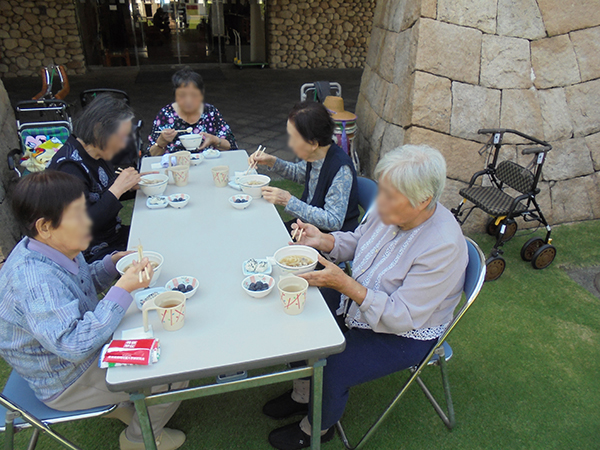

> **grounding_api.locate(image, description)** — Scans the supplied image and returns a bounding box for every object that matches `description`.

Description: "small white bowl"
[238,174,271,198]
[146,195,168,209]
[203,149,220,159]
[168,193,190,208]
[139,174,169,197]
[190,153,204,166]
[116,251,164,287]
[242,274,275,298]
[165,276,199,299]
[229,194,252,210]
[273,245,319,275]
[134,287,166,310]
[179,134,203,151]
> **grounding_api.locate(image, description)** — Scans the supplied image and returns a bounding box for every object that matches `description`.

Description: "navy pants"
[310,288,436,430]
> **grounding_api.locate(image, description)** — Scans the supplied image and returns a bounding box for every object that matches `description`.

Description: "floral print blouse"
[147,103,237,154]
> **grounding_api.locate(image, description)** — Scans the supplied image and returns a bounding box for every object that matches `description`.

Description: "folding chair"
[300,82,342,102]
[356,177,377,215]
[0,371,116,450]
[335,237,487,449]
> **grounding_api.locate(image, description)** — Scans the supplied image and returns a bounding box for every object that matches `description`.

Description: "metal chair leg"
[414,350,456,429]
[4,411,18,450]
[26,429,40,450]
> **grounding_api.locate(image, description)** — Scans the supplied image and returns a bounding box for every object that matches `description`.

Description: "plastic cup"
[167,165,189,187]
[211,165,230,187]
[172,151,191,167]
[277,276,308,315]
[142,291,186,332]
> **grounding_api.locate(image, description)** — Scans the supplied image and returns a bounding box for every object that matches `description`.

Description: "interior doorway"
[76,0,267,67]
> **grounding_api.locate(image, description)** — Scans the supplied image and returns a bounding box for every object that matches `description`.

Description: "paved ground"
[3,65,363,166]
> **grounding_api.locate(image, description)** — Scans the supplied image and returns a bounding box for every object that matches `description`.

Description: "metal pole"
[310,359,327,450]
[128,0,140,68]
[175,0,182,65]
[130,392,157,450]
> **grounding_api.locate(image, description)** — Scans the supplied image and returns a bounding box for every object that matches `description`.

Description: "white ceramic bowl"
[139,174,168,197]
[146,195,168,209]
[168,193,190,208]
[273,245,319,275]
[165,276,199,299]
[242,274,275,298]
[203,149,220,159]
[190,153,204,165]
[237,174,271,198]
[179,134,202,151]
[229,194,252,210]
[116,250,164,287]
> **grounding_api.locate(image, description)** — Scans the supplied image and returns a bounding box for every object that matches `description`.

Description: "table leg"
[310,359,326,450]
[130,392,157,450]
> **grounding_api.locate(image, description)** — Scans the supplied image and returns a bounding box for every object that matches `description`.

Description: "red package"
[100,339,160,368]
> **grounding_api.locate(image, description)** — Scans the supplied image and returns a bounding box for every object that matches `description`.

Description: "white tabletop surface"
[106,151,346,392]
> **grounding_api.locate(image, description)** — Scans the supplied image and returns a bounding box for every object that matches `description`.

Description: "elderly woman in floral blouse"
[148,67,237,155]
[264,145,469,450]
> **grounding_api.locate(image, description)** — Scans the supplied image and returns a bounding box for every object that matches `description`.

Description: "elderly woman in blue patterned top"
[0,171,187,450]
[249,101,360,232]
[264,145,469,450]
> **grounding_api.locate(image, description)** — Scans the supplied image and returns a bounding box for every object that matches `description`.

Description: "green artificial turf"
[3,185,599,449]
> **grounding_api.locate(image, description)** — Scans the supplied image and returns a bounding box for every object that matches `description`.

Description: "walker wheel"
[485,255,506,282]
[486,217,498,236]
[520,237,545,262]
[531,244,556,270]
[497,218,517,243]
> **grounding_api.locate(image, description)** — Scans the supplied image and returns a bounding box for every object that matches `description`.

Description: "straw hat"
[323,96,357,121]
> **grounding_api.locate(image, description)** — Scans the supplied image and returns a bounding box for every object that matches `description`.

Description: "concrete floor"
[3,65,363,165]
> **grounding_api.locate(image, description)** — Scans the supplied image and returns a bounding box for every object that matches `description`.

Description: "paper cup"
[173,151,191,167]
[167,165,189,187]
[278,276,308,315]
[142,291,186,332]
[211,165,230,187]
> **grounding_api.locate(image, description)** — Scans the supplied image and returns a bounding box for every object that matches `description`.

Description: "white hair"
[374,145,446,210]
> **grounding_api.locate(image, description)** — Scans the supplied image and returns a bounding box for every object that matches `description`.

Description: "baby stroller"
[7,99,73,178]
[80,89,144,170]
[451,128,555,282]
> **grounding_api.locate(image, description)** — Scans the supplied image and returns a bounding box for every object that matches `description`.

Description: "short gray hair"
[374,145,446,210]
[74,94,134,150]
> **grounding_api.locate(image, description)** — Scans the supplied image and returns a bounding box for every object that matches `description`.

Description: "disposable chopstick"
[245,145,263,175]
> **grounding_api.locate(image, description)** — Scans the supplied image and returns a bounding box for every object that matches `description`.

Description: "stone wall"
[267,0,376,69]
[0,0,86,78]
[0,77,21,261]
[356,0,600,231]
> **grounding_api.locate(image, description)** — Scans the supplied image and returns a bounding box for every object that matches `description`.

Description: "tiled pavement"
[3,65,364,176]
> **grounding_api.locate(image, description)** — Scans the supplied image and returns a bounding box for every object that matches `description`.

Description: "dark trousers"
[310,288,436,430]
[84,225,130,263]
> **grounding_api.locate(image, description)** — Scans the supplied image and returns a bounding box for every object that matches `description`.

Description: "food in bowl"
[116,251,164,288]
[248,281,270,292]
[164,276,198,299]
[237,174,271,198]
[234,198,248,203]
[139,174,169,197]
[278,255,314,268]
[122,260,160,272]
[147,195,168,209]
[203,149,220,158]
[242,274,275,298]
[242,258,272,276]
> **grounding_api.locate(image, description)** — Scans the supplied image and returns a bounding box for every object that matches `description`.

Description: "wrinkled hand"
[289,219,322,248]
[115,257,154,293]
[160,128,178,144]
[109,168,141,199]
[248,149,276,168]
[111,250,135,267]
[262,186,292,206]
[199,132,219,150]
[298,255,346,290]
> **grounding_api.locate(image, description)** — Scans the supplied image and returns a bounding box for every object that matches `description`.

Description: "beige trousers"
[44,362,189,442]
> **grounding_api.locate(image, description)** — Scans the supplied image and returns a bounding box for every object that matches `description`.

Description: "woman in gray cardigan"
[265,145,469,450]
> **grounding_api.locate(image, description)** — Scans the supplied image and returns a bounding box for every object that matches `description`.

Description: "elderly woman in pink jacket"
[264,145,469,450]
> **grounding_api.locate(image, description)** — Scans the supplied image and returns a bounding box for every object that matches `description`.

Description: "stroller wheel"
[531,244,556,270]
[485,255,506,282]
[486,217,498,236]
[520,237,545,262]
[497,218,518,243]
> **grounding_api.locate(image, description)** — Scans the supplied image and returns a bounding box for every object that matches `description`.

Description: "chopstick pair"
[246,145,266,175]
[291,227,303,242]
[137,239,151,283]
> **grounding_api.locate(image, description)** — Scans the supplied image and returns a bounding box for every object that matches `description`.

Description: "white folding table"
[106,151,346,450]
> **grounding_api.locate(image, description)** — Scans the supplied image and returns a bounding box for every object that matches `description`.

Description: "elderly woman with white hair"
[264,145,469,450]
